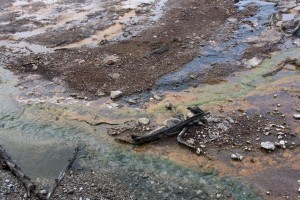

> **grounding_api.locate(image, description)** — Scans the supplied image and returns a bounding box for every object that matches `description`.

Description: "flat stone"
[110,90,123,100]
[138,118,150,125]
[261,141,276,151]
[281,14,295,22]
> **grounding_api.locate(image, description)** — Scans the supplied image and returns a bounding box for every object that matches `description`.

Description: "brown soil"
[8,0,257,99]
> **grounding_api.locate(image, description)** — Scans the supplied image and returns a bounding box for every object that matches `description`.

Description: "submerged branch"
[46,146,79,200]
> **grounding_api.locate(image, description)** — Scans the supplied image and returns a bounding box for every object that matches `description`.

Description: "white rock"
[275,140,286,149]
[231,153,243,161]
[110,90,123,100]
[39,190,47,194]
[228,18,237,23]
[294,114,300,119]
[244,57,262,68]
[261,141,276,151]
[138,118,150,125]
[293,38,300,47]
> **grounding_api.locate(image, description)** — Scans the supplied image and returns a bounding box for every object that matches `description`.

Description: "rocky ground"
[6,0,251,99]
[0,0,300,199]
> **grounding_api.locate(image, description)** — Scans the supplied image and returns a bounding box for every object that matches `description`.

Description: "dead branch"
[177,127,196,149]
[0,145,36,197]
[46,146,79,200]
[132,110,208,145]
[262,58,292,78]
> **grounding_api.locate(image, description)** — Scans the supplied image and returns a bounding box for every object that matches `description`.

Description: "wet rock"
[261,141,276,151]
[138,118,150,125]
[244,57,262,68]
[231,153,243,161]
[110,90,123,100]
[163,118,182,128]
[293,114,300,119]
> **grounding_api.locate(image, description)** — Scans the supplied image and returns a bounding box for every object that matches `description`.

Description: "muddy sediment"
[8,0,240,98]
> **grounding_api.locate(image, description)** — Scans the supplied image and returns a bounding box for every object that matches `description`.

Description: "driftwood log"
[0,145,36,197]
[132,109,208,145]
[46,146,79,200]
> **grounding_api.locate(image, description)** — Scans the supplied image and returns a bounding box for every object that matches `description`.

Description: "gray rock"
[261,141,276,151]
[163,118,182,128]
[110,90,123,100]
[138,118,150,125]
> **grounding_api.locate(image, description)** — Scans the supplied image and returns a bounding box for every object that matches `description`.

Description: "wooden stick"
[46,146,79,200]
[0,145,36,197]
